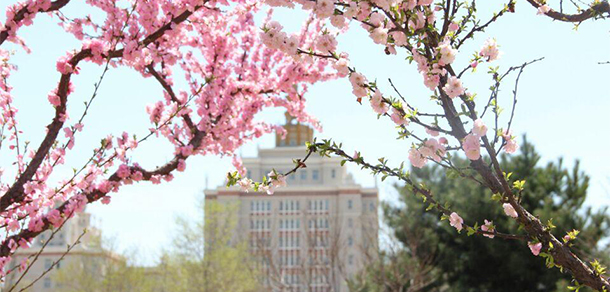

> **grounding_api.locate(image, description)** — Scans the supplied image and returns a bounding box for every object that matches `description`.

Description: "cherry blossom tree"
[1,0,609,290]
[0,0,336,288]
[224,0,610,290]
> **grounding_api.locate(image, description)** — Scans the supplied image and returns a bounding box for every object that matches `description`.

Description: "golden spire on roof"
[276,112,313,147]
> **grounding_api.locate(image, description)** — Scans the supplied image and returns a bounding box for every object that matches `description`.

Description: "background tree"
[347,227,440,292]
[53,199,260,292]
[167,199,260,292]
[377,138,610,292]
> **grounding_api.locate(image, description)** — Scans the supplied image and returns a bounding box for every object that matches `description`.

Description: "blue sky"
[1,1,609,263]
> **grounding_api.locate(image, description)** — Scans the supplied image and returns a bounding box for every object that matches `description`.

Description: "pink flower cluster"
[502,129,519,154]
[409,138,447,168]
[461,118,490,161]
[449,212,464,231]
[479,38,501,62]
[481,219,495,238]
[0,0,337,275]
[260,21,300,57]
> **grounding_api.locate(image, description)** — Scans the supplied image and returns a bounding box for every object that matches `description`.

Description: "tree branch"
[0,0,72,46]
[526,0,610,22]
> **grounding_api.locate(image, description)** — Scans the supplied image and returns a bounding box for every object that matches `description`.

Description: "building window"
[348,200,353,210]
[300,170,307,181]
[280,201,284,211]
[325,200,329,210]
[289,138,296,146]
[331,169,336,178]
[43,278,52,289]
[348,236,353,246]
[267,201,271,211]
[312,170,319,180]
[369,202,375,212]
[44,259,52,270]
[348,255,354,265]
[348,218,353,228]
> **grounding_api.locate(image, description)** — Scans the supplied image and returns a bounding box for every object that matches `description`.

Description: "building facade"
[2,211,106,292]
[205,114,379,292]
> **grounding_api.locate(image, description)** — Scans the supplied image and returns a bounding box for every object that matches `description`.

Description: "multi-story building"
[2,211,107,292]
[205,114,379,292]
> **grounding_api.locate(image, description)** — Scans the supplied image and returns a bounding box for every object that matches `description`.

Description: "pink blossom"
[47,209,63,227]
[132,171,143,181]
[271,174,287,188]
[426,128,439,137]
[117,164,131,179]
[333,57,350,77]
[448,22,459,32]
[238,178,253,192]
[390,106,409,125]
[369,27,388,45]
[462,134,481,160]
[349,72,368,98]
[390,31,407,46]
[502,130,519,154]
[314,0,335,18]
[177,159,186,172]
[472,118,488,137]
[370,89,389,115]
[449,212,464,231]
[424,138,446,162]
[481,219,495,238]
[479,38,501,62]
[443,76,465,99]
[56,55,73,74]
[48,92,61,106]
[528,242,542,256]
[101,196,111,205]
[423,73,440,90]
[437,40,457,66]
[260,184,274,195]
[503,203,519,218]
[316,34,337,53]
[409,148,427,168]
[330,15,347,28]
[537,5,551,15]
[27,216,44,232]
[369,12,385,27]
